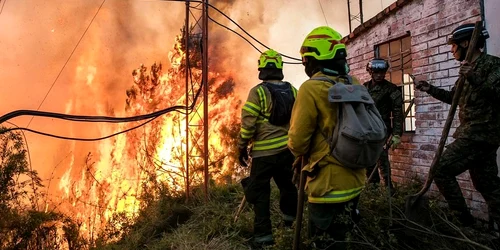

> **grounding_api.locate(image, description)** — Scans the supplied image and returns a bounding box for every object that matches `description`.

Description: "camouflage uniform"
[426,53,500,224]
[363,79,403,187]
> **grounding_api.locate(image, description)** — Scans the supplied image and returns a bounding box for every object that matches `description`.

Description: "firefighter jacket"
[426,53,500,145]
[288,71,366,204]
[238,80,298,158]
[363,79,403,137]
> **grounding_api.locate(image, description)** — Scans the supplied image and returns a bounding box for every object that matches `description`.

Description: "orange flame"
[53,31,242,239]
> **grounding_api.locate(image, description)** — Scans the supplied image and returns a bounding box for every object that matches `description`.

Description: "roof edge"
[341,0,415,44]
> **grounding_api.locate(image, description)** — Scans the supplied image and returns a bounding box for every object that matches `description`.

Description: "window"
[375,36,416,132]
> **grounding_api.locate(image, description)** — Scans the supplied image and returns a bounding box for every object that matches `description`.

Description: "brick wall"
[343,0,486,218]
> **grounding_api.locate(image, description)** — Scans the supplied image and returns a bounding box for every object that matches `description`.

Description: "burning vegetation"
[54,25,243,239]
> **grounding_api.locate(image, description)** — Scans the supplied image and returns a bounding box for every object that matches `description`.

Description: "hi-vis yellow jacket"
[288,72,366,204]
[238,80,297,158]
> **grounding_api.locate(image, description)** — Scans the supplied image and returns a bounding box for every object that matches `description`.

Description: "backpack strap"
[309,76,342,150]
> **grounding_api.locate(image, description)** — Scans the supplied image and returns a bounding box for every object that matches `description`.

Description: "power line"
[318,0,329,26]
[3,117,155,141]
[0,0,6,16]
[0,70,204,140]
[160,0,302,62]
[26,0,107,128]
[207,14,302,65]
[208,16,262,53]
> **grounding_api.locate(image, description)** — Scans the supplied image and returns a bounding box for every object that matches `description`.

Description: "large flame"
[53,28,241,239]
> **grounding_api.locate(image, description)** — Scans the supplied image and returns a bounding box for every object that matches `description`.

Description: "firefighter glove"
[391,135,401,150]
[238,147,249,167]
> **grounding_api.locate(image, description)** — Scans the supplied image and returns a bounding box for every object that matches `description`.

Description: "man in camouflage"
[364,58,403,190]
[415,23,500,226]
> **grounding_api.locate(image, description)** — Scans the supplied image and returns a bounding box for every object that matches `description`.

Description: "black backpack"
[258,82,296,126]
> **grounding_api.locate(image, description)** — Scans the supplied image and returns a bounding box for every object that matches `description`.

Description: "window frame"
[374,34,416,133]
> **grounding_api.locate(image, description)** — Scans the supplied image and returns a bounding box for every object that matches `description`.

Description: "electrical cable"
[318,0,329,26]
[0,74,204,139]
[207,14,302,64]
[0,0,6,16]
[161,0,302,62]
[0,78,203,124]
[26,0,107,128]
[1,118,155,141]
[207,15,262,53]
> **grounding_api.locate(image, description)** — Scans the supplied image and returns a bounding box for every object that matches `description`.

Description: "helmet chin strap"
[457,44,467,61]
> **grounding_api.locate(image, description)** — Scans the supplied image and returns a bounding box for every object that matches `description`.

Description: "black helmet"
[366,58,389,72]
[447,23,490,45]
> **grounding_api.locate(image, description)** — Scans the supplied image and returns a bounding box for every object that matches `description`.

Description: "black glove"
[415,80,431,92]
[238,148,249,167]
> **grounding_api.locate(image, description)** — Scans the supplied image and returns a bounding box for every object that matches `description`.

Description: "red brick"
[412,157,433,167]
[429,54,448,64]
[430,120,445,128]
[413,47,439,60]
[391,155,412,164]
[472,192,485,202]
[416,127,444,136]
[412,30,439,45]
[413,58,428,69]
[420,143,437,151]
[419,64,440,74]
[422,5,440,18]
[420,96,441,104]
[415,120,429,128]
[440,76,458,87]
[471,201,488,211]
[438,44,450,54]
[458,180,474,191]
[416,112,437,121]
[389,2,398,11]
[429,70,449,79]
[438,5,460,19]
[439,60,458,70]
[428,36,447,48]
[392,169,406,177]
[449,67,459,77]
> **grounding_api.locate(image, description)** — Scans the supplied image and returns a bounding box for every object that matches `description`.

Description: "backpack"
[311,76,387,169]
[258,82,296,126]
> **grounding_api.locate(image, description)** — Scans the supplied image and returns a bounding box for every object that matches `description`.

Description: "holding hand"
[391,135,401,150]
[459,61,474,79]
[415,80,431,92]
[238,147,249,167]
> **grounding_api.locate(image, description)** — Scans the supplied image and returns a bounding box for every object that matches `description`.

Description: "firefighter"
[288,26,364,250]
[415,23,500,227]
[364,58,403,190]
[237,49,298,249]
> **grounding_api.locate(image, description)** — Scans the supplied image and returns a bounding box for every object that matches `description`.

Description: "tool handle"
[415,21,483,198]
[293,157,307,250]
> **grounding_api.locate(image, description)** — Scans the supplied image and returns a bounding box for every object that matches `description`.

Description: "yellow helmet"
[300,26,347,61]
[258,49,283,70]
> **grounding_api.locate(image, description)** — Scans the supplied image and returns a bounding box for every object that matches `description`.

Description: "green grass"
[92,179,500,250]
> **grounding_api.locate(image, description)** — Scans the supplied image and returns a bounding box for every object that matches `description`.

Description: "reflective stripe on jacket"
[239,80,297,158]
